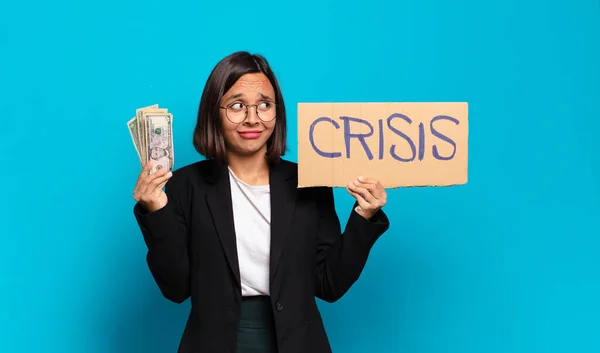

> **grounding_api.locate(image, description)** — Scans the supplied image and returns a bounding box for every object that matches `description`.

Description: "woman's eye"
[230,103,243,110]
[259,102,271,110]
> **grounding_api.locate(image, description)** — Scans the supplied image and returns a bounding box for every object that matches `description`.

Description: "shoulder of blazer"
[270,158,298,181]
[166,157,309,195]
[175,157,300,181]
[165,159,218,194]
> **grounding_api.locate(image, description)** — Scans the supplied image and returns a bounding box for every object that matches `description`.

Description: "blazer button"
[276,302,284,312]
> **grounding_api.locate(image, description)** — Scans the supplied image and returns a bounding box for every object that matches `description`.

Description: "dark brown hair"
[193,51,287,165]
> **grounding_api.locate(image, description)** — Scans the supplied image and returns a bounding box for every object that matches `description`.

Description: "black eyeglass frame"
[219,101,277,124]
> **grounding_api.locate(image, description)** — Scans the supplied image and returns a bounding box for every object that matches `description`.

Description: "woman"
[132,51,391,353]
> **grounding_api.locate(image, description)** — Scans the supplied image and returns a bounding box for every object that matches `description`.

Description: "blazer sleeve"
[133,176,190,304]
[314,187,390,303]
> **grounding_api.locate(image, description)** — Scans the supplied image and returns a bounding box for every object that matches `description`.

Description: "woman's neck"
[227,152,270,186]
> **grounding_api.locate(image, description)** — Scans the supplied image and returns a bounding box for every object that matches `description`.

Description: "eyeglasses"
[219,101,277,124]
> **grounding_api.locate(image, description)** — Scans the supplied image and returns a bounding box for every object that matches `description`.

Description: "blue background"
[1,0,599,352]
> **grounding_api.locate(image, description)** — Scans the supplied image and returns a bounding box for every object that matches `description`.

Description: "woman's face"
[219,72,277,159]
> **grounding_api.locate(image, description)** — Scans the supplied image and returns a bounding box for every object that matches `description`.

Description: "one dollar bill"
[126,104,174,174]
[145,112,174,174]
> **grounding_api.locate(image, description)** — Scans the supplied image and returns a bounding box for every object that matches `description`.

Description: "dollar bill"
[145,112,174,174]
[127,116,142,167]
[127,104,174,173]
[136,105,167,163]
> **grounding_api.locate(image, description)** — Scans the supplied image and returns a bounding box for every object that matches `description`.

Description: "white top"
[228,167,271,296]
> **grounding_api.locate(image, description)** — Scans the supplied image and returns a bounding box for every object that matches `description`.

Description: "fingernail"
[358,176,365,181]
[348,183,354,189]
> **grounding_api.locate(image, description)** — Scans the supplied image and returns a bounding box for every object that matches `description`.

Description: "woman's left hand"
[346,177,387,220]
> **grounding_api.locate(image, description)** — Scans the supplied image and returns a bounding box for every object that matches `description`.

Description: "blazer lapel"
[203,159,297,288]
[205,161,241,287]
[269,161,297,284]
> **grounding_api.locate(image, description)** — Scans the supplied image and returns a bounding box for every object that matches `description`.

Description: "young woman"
[132,51,391,353]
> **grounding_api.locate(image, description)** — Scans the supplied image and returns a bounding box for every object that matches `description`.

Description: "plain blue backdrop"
[1,0,599,352]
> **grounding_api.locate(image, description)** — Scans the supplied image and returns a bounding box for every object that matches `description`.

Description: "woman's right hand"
[133,161,173,213]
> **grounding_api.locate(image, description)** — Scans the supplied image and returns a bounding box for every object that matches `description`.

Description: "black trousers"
[236,296,279,353]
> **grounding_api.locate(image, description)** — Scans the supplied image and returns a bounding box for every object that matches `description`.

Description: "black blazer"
[134,158,390,353]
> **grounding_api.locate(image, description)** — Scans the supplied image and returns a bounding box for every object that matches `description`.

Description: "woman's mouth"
[238,130,263,139]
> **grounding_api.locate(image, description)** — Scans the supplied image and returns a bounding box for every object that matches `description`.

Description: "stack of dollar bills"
[127,104,174,174]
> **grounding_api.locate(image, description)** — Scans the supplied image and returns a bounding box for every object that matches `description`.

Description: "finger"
[150,180,169,198]
[353,180,377,194]
[139,167,169,194]
[356,177,385,192]
[356,176,379,184]
[351,179,388,208]
[348,182,377,204]
[137,160,154,184]
[350,180,377,199]
[135,161,155,195]
[346,186,370,210]
[355,177,384,198]
[140,174,169,202]
[145,171,172,195]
